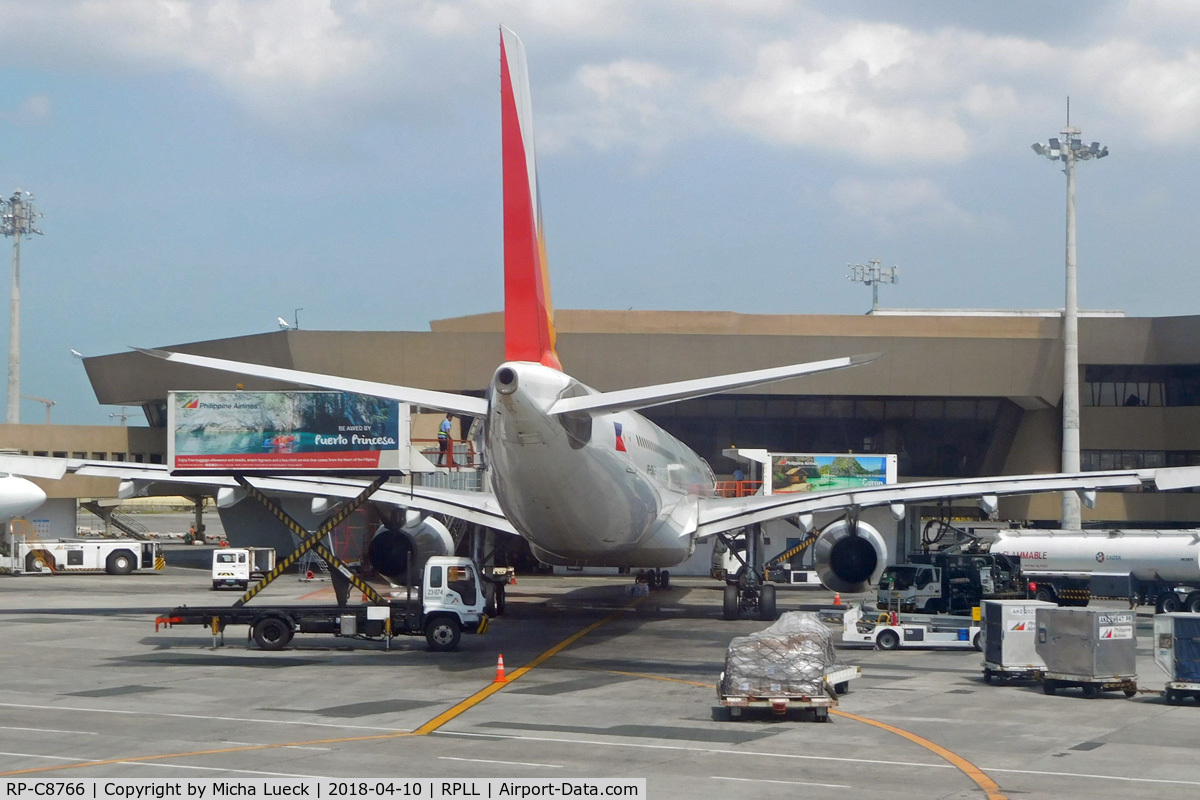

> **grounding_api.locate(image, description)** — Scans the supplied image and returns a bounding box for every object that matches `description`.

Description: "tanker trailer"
[992,530,1200,612]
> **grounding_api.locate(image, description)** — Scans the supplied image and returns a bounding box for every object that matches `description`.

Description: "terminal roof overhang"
[81,310,1200,413]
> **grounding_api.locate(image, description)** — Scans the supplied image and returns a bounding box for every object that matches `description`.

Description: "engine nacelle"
[812,518,888,594]
[367,513,455,583]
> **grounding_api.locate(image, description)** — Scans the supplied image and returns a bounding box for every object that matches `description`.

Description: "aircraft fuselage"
[486,362,715,567]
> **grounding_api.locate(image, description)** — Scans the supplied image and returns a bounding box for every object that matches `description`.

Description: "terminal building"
[6,308,1200,553]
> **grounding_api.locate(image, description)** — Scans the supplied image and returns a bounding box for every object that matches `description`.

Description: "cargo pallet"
[716,665,859,722]
[1037,670,1138,699]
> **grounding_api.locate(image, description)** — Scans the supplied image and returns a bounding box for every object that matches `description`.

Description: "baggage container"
[1154,613,1200,704]
[980,599,1055,683]
[1035,607,1138,698]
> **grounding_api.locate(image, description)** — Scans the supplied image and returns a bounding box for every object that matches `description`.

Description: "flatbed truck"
[156,556,488,652]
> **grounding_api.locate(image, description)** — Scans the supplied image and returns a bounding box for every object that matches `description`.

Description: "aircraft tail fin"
[501,26,561,371]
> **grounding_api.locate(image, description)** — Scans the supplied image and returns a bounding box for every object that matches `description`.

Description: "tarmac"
[1,564,1198,800]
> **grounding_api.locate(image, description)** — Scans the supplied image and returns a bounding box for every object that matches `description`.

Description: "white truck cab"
[211,547,276,590]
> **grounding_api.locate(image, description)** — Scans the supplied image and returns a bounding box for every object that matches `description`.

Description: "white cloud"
[4,1,1200,159]
[539,59,682,152]
[831,177,987,235]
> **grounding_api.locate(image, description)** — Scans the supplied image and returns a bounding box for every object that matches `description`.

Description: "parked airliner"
[2,29,1198,618]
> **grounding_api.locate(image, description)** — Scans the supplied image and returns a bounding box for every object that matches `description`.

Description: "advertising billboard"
[168,391,407,474]
[767,453,897,495]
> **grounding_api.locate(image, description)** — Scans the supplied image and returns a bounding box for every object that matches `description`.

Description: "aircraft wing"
[548,354,880,416]
[0,454,516,535]
[693,466,1200,538]
[131,348,489,417]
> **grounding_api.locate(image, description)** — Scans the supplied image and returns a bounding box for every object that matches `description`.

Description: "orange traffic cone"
[493,654,507,684]
[833,592,842,606]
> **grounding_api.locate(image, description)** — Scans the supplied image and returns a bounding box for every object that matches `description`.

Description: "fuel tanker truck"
[992,529,1200,612]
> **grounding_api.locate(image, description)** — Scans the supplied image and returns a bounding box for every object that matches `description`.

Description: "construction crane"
[21,394,55,424]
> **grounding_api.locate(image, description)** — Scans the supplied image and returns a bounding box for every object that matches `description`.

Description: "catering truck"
[992,529,1200,613]
[157,555,488,651]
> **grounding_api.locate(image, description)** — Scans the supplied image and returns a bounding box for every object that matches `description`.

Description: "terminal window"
[1084,364,1200,407]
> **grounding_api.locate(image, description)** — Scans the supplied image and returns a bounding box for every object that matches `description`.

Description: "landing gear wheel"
[1082,684,1100,699]
[424,616,462,652]
[759,583,777,621]
[659,570,670,590]
[723,585,740,620]
[106,550,136,576]
[877,629,900,651]
[252,617,293,651]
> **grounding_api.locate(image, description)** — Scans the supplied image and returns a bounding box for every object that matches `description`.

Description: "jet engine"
[367,510,455,583]
[812,518,888,594]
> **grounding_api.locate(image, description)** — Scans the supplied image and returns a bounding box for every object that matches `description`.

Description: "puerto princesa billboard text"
[169,391,402,473]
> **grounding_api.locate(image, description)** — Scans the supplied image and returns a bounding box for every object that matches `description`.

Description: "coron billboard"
[168,391,408,474]
[767,453,897,495]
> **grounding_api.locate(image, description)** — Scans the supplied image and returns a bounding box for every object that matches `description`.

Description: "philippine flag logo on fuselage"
[184,398,199,409]
[614,422,627,452]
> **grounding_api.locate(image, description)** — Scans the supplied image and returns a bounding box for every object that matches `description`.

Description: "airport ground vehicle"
[157,556,488,651]
[877,551,1025,614]
[992,530,1200,612]
[840,604,982,651]
[2,536,163,576]
[211,546,276,590]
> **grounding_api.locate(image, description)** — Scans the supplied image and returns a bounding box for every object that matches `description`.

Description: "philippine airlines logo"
[614,422,627,452]
[184,398,199,409]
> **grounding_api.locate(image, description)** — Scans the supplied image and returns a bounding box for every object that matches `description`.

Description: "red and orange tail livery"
[500,26,561,371]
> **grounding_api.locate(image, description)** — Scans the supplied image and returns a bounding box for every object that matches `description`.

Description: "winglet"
[501,26,561,371]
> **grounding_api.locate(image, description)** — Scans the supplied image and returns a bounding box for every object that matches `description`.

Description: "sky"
[2,0,1200,425]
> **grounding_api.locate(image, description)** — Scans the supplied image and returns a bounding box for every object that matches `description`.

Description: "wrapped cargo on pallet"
[719,611,846,699]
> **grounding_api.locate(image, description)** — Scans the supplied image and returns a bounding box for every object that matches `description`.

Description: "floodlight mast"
[1,189,44,425]
[1031,124,1108,530]
[847,259,900,313]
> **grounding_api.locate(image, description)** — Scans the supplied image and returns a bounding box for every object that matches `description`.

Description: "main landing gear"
[723,581,776,621]
[635,568,671,589]
[720,523,778,622]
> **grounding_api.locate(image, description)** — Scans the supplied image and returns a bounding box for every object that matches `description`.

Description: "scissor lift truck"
[158,555,488,651]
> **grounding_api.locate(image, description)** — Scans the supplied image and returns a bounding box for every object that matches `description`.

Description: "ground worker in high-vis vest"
[438,413,453,466]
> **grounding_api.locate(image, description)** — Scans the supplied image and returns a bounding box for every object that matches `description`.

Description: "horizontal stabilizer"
[132,348,488,417]
[548,353,879,416]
